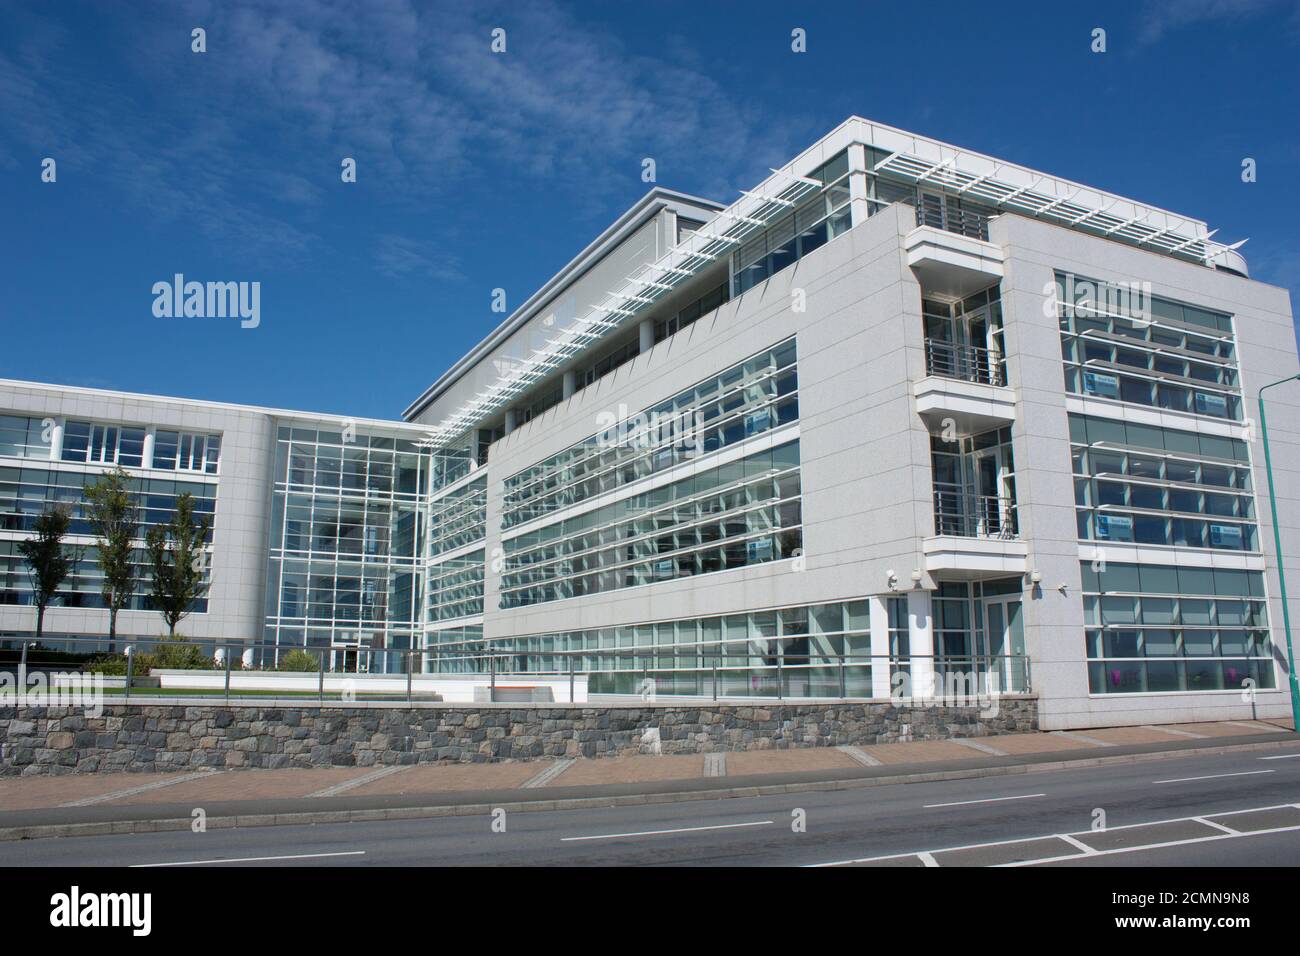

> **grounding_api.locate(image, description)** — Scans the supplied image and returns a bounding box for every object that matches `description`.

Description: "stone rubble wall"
[0,697,1038,775]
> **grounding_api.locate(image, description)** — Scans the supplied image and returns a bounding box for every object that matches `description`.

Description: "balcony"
[925,340,1005,387]
[934,491,1018,539]
[914,340,1016,432]
[905,225,1004,300]
[924,491,1026,579]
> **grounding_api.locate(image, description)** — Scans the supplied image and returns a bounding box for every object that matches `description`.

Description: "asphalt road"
[3,745,1298,866]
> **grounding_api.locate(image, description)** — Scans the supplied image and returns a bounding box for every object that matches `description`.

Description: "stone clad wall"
[0,697,1037,775]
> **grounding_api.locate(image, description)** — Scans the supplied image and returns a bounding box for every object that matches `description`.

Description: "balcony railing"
[933,490,1019,539]
[924,339,1007,386]
[915,202,991,241]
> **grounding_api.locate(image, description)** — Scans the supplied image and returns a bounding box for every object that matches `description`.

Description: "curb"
[2,736,1295,842]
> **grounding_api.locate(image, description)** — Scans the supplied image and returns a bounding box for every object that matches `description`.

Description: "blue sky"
[1,0,1298,420]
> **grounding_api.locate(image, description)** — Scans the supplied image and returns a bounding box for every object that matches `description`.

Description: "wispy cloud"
[1138,0,1300,44]
[373,234,463,283]
[0,0,804,272]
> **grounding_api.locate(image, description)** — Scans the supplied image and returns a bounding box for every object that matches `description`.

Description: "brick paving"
[0,720,1292,815]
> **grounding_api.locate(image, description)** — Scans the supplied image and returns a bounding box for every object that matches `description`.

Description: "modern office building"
[2,117,1297,729]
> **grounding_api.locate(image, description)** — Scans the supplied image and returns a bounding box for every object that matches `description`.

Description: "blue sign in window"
[1083,371,1120,399]
[1194,392,1228,417]
[1096,513,1133,541]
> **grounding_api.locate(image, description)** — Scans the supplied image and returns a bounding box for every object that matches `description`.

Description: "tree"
[17,505,82,639]
[84,466,139,642]
[145,492,211,638]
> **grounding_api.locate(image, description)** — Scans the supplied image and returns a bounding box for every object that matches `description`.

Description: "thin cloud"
[1138,0,1299,44]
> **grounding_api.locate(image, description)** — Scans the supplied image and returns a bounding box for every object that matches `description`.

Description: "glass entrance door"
[984,597,1025,692]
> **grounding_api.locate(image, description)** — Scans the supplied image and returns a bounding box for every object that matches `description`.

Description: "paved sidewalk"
[2,717,1289,816]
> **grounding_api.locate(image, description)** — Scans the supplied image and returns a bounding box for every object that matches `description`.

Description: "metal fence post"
[840,653,846,700]
[407,650,413,706]
[568,654,575,704]
[490,651,496,698]
[224,645,232,703]
[318,650,325,704]
[712,657,718,702]
[125,646,134,703]
[18,641,28,708]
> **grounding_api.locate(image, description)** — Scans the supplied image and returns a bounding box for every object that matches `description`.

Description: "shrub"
[277,648,320,672]
[152,635,215,670]
[86,652,155,676]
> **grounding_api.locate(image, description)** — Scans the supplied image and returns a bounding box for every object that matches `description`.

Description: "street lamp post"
[1258,373,1300,732]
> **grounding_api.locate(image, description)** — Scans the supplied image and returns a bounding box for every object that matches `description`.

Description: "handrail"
[932,490,1019,539]
[924,338,1006,387]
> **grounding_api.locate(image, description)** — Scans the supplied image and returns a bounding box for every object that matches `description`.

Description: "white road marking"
[1057,834,1097,855]
[1192,816,1238,834]
[132,850,366,867]
[1259,753,1300,760]
[924,793,1046,809]
[562,820,773,842]
[838,745,881,767]
[1152,769,1274,785]
[521,758,575,789]
[308,766,409,798]
[1005,824,1300,867]
[808,801,1300,868]
[60,770,223,807]
[918,852,939,867]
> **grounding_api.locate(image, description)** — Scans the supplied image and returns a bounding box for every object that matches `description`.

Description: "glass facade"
[503,339,798,528]
[1057,271,1241,420]
[262,425,428,666]
[0,412,219,612]
[1070,414,1256,551]
[501,439,802,607]
[733,152,852,295]
[1082,561,1274,694]
[430,599,873,697]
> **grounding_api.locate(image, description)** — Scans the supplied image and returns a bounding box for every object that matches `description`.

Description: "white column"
[847,142,871,228]
[869,594,892,700]
[639,318,655,353]
[908,588,935,700]
[562,369,576,399]
[503,409,517,434]
[142,429,156,469]
[48,419,64,460]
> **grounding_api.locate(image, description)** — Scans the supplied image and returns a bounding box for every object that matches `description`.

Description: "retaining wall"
[0,696,1038,775]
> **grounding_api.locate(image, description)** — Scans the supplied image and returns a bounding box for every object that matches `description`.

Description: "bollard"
[18,641,29,708]
[125,646,134,702]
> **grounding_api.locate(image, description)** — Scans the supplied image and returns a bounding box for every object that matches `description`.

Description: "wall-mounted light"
[887,569,898,591]
[1028,570,1042,585]
[910,569,923,588]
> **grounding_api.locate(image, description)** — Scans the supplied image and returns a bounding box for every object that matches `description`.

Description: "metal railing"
[933,490,1019,539]
[915,202,991,241]
[924,338,1006,387]
[0,633,1031,704]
